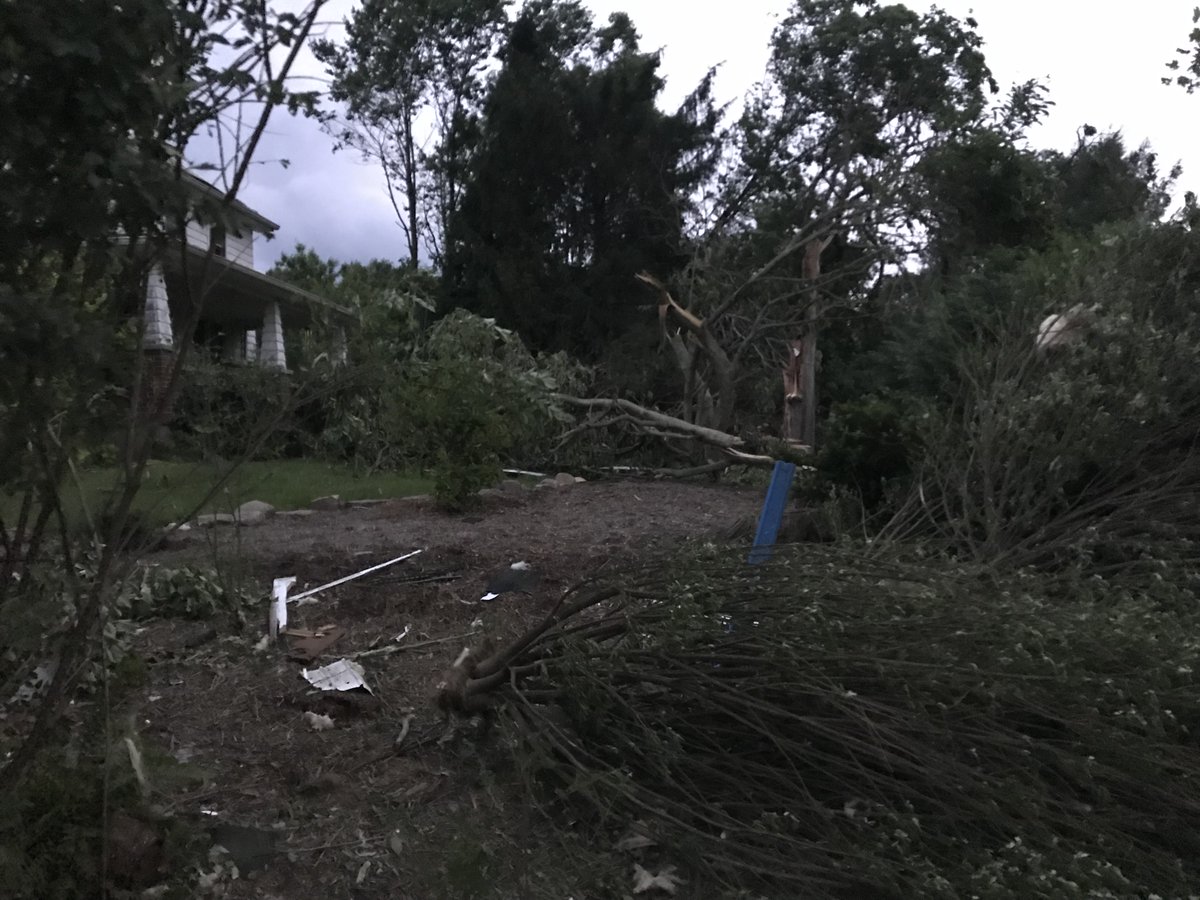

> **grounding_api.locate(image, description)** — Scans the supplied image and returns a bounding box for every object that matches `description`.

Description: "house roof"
[160,244,356,330]
[181,170,281,234]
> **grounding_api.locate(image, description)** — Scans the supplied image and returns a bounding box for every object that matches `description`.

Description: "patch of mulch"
[126,478,763,897]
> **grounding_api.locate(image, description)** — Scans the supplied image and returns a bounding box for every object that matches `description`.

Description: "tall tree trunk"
[403,104,420,269]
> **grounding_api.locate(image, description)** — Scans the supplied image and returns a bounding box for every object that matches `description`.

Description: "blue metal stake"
[748,460,796,564]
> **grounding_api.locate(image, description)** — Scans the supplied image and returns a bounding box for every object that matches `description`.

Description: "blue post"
[748,461,796,564]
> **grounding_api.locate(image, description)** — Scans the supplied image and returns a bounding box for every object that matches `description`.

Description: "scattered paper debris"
[304,711,335,731]
[301,658,373,694]
[9,660,57,704]
[125,737,150,799]
[632,863,682,895]
[388,832,404,857]
[615,823,657,852]
[394,711,415,750]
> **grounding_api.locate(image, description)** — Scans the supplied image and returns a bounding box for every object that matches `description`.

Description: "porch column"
[141,263,174,418]
[245,330,259,363]
[260,301,287,371]
[143,263,173,350]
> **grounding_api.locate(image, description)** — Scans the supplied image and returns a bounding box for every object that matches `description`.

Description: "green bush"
[123,564,255,623]
[379,310,586,509]
[164,308,588,495]
[815,392,924,508]
[891,222,1200,570]
[168,359,298,460]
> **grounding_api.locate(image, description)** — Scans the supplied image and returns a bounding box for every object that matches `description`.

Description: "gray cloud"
[239,116,401,270]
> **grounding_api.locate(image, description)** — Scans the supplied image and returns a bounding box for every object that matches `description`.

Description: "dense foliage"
[0,0,328,825]
[503,543,1200,897]
[443,2,720,357]
[260,247,587,506]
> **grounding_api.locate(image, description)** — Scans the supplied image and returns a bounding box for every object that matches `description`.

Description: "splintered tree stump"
[782,339,806,444]
[780,234,834,449]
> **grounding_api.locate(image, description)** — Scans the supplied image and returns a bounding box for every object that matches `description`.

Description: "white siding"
[185,217,208,250]
[225,228,254,268]
[183,215,256,268]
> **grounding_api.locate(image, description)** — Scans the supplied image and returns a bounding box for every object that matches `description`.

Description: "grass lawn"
[2,459,432,529]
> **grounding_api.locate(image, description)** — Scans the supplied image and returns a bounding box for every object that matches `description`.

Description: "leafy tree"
[724,0,997,244]
[1050,129,1178,233]
[444,1,720,357]
[316,0,508,266]
[618,0,999,452]
[1165,6,1200,92]
[917,126,1059,276]
[0,0,326,801]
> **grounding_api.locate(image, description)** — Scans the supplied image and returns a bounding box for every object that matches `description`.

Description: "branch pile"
[444,544,1200,897]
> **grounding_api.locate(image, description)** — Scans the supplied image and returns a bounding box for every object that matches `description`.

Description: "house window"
[210,224,226,258]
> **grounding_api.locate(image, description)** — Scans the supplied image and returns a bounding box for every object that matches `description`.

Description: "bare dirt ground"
[126,478,762,898]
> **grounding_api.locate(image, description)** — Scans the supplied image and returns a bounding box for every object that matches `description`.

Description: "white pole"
[290,549,424,602]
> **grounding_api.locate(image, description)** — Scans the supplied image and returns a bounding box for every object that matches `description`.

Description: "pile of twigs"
[459,544,1200,897]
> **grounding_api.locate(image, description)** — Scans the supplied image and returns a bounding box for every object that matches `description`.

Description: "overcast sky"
[230,0,1199,271]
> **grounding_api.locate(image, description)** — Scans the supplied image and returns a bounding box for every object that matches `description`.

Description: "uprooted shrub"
[463,543,1200,898]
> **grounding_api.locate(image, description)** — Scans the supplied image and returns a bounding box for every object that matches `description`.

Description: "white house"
[141,171,352,383]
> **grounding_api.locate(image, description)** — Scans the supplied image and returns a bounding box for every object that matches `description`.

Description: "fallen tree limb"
[555,395,741,448]
[554,394,804,468]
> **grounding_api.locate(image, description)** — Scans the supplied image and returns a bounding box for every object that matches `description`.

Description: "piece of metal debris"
[301,658,373,694]
[208,823,278,875]
[479,560,541,602]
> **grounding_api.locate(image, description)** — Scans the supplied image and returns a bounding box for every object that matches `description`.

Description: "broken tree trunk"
[781,338,806,446]
[782,236,833,450]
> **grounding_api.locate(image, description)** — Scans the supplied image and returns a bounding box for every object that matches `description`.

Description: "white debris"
[632,863,683,894]
[304,711,335,731]
[269,577,296,639]
[301,658,373,694]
